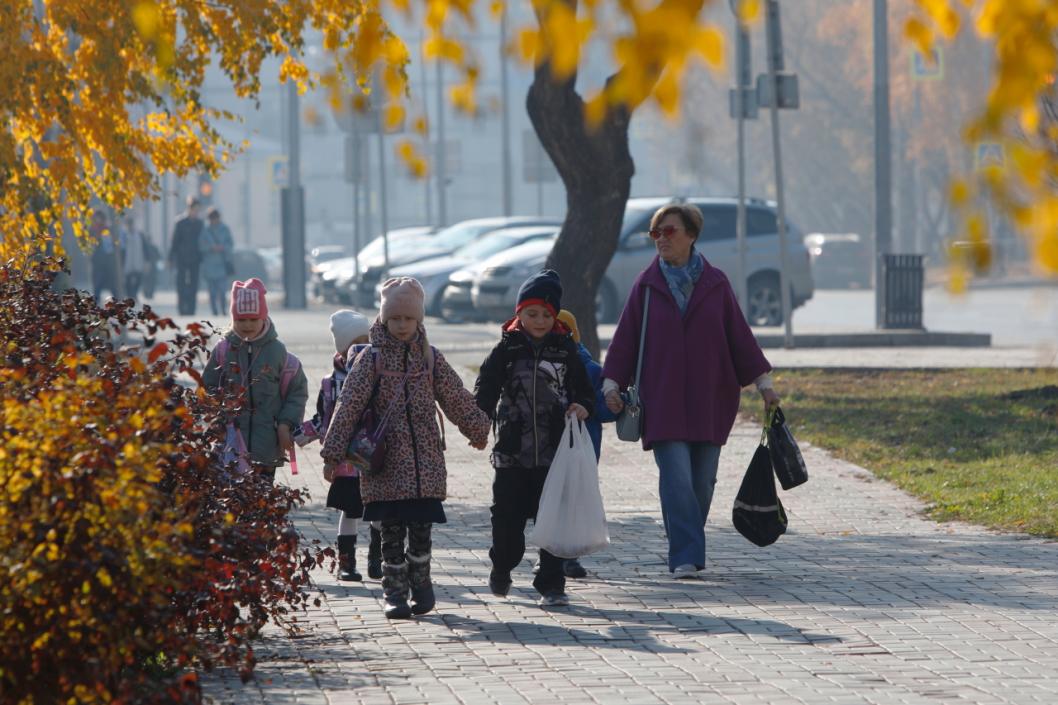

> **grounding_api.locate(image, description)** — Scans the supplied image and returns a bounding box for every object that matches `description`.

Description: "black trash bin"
[881,254,924,329]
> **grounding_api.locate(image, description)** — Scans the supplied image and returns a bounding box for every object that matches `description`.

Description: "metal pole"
[734,14,751,316]
[242,147,251,246]
[418,34,434,227]
[765,0,793,347]
[435,61,448,227]
[282,80,307,308]
[161,172,170,254]
[376,106,391,272]
[499,7,513,216]
[873,0,892,328]
[352,131,361,284]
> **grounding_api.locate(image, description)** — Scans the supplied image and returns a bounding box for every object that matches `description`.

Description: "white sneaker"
[673,564,700,579]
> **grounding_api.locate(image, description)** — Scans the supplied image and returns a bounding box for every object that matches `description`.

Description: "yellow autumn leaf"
[949,179,970,206]
[736,0,761,24]
[384,104,405,131]
[693,27,725,68]
[132,1,161,40]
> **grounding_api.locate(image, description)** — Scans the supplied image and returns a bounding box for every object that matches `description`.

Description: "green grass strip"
[741,368,1058,537]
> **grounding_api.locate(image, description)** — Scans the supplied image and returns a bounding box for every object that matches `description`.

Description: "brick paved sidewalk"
[202,358,1058,705]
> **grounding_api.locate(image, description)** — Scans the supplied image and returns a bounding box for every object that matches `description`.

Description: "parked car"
[257,247,283,286]
[469,238,558,321]
[310,245,347,269]
[348,216,561,307]
[469,196,814,326]
[804,232,870,289]
[443,234,560,321]
[316,226,435,303]
[382,225,560,316]
[232,248,270,286]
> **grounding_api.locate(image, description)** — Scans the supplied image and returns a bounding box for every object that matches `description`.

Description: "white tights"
[337,512,360,536]
[337,513,381,537]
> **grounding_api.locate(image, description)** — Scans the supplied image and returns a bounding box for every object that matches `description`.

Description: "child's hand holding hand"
[277,423,294,453]
[567,403,589,421]
[469,438,488,450]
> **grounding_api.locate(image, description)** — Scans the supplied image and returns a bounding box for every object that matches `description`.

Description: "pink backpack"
[212,337,303,474]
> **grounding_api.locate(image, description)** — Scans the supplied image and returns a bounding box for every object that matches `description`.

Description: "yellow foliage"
[912,0,1058,276]
[0,0,410,264]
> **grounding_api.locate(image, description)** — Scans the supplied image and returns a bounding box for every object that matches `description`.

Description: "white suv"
[469,196,814,325]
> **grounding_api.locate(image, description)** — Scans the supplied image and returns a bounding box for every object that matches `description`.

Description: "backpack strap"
[279,351,301,399]
[213,338,230,366]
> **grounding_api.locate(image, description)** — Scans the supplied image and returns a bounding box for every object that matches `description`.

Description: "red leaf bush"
[0,260,324,704]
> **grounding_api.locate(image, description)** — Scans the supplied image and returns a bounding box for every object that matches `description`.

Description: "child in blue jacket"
[553,309,615,578]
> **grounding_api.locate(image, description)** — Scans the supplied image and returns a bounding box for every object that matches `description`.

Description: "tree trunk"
[527,69,634,358]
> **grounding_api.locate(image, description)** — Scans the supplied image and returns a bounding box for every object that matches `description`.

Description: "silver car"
[323,226,436,304]
[470,196,814,325]
[350,216,560,307]
[470,238,559,321]
[383,225,560,316]
[444,233,559,321]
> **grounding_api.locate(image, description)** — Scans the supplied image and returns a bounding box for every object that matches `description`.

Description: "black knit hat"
[516,269,562,316]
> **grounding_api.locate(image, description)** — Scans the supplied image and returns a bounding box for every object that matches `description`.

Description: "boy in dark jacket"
[474,270,595,607]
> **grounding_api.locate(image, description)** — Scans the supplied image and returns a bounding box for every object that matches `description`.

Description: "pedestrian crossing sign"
[974,142,1005,172]
[911,47,943,81]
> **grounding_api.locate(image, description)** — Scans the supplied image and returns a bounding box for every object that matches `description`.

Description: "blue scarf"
[659,249,704,314]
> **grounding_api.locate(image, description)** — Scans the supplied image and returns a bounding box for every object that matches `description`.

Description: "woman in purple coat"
[602,203,781,579]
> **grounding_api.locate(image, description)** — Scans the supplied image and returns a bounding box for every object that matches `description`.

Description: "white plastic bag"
[530,416,610,559]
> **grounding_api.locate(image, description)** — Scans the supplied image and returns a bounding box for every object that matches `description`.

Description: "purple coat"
[602,256,771,449]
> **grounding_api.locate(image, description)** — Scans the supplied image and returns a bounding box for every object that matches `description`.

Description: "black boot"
[336,535,362,582]
[382,562,412,619]
[408,555,435,615]
[367,526,383,580]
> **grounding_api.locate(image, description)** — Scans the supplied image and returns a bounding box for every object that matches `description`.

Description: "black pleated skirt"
[326,476,364,516]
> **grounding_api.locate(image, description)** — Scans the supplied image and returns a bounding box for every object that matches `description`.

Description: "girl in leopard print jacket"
[321,278,489,619]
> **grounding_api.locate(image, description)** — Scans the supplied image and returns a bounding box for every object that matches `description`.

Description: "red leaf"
[148,342,169,363]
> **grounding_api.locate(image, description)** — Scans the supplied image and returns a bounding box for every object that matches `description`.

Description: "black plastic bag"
[732,444,788,547]
[767,407,808,490]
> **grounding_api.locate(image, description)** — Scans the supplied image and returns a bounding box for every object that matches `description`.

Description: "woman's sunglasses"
[648,224,681,240]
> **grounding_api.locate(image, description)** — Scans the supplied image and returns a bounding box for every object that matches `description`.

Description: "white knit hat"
[329,309,371,353]
[379,277,426,323]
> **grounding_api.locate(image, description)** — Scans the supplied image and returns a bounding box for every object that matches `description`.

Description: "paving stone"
[199,348,1058,705]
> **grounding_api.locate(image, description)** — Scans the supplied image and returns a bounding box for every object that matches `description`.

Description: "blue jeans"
[652,441,721,572]
[206,277,228,316]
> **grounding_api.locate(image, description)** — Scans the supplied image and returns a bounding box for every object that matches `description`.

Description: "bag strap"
[632,287,652,388]
[279,352,301,399]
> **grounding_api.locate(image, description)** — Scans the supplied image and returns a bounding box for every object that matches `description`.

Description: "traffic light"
[197,173,214,205]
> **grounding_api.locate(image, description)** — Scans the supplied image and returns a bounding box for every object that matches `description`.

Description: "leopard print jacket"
[321,321,489,505]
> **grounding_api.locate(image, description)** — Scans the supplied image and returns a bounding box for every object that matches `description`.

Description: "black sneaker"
[488,571,512,597]
[563,559,587,579]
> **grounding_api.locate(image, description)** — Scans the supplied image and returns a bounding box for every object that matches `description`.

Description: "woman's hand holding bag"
[530,417,610,559]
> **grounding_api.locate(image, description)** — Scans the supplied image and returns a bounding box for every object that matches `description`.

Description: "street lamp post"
[763,0,794,347]
[728,0,754,316]
[873,0,892,328]
[281,80,307,309]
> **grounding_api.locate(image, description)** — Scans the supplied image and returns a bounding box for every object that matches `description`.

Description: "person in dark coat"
[168,197,204,315]
[89,210,120,302]
[602,204,781,580]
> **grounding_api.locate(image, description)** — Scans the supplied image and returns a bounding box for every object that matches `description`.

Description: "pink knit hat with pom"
[230,278,269,320]
[379,277,425,322]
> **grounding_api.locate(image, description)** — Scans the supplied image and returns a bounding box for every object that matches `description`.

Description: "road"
[139,284,1058,369]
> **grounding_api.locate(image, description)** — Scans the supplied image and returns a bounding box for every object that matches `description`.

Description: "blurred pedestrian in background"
[200,207,235,316]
